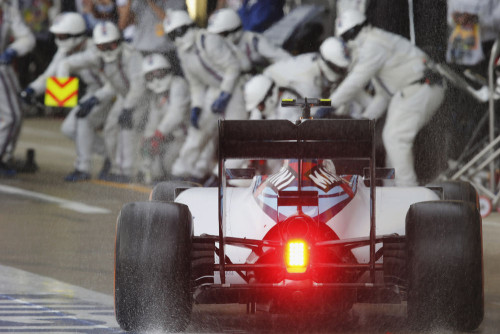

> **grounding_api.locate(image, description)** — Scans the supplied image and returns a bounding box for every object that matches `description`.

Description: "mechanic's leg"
[114,129,135,177]
[61,106,77,141]
[0,67,23,165]
[88,101,111,157]
[172,93,219,179]
[160,133,185,176]
[383,84,445,186]
[74,117,94,173]
[103,98,123,175]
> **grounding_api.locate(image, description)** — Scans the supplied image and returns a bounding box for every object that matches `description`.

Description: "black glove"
[118,108,134,129]
[76,96,99,118]
[19,87,36,105]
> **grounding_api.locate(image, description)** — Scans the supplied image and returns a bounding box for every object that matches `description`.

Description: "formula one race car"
[114,98,483,332]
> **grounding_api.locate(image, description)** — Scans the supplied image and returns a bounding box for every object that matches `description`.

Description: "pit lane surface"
[0,117,499,333]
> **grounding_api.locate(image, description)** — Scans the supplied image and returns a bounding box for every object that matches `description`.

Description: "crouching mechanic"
[139,53,190,184]
[20,12,114,182]
[57,21,146,183]
[330,10,444,186]
[207,7,291,74]
[163,10,247,183]
[0,1,35,176]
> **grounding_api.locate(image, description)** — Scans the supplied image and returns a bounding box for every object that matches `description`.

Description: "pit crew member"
[57,21,146,183]
[0,1,35,176]
[21,12,114,182]
[163,10,246,183]
[207,7,291,75]
[138,53,190,184]
[330,9,444,186]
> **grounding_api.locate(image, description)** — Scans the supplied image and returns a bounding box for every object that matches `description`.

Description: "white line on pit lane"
[0,264,122,333]
[0,184,111,214]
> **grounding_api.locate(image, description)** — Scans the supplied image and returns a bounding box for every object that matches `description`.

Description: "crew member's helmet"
[163,10,196,51]
[318,37,350,82]
[335,9,367,42]
[49,12,87,52]
[142,53,173,94]
[244,74,278,120]
[207,8,243,44]
[93,21,122,63]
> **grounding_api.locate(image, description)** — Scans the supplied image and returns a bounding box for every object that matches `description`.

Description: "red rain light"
[285,239,309,274]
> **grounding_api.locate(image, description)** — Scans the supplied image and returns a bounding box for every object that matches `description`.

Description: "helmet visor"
[96,41,120,51]
[145,68,171,82]
[319,53,347,76]
[167,25,191,41]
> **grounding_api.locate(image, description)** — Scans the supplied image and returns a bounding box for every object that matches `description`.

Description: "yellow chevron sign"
[45,77,79,107]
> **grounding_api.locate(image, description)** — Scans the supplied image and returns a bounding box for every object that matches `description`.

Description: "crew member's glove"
[0,49,17,65]
[314,107,335,119]
[118,108,134,129]
[76,96,99,118]
[211,91,231,114]
[190,107,202,129]
[19,87,36,105]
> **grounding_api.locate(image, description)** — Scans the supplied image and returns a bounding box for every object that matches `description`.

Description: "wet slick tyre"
[427,180,478,207]
[149,181,198,202]
[406,200,483,331]
[115,201,193,332]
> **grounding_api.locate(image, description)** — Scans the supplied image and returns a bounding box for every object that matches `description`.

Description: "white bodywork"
[175,177,439,284]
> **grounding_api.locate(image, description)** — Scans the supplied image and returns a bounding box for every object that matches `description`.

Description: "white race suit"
[58,43,146,177]
[329,26,445,186]
[141,76,190,179]
[171,30,246,179]
[28,39,113,174]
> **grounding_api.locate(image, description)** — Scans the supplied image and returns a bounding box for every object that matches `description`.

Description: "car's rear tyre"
[428,180,478,207]
[149,181,198,202]
[115,201,193,332]
[406,200,483,331]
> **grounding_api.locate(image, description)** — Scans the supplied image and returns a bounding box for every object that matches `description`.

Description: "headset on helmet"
[207,8,242,35]
[335,9,367,41]
[244,74,274,111]
[50,12,87,51]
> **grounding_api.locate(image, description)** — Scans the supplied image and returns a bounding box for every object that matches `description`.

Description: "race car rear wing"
[219,118,375,160]
[217,117,378,285]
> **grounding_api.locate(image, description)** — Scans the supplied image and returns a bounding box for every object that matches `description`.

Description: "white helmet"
[335,9,366,39]
[244,74,275,111]
[207,8,242,34]
[163,10,196,51]
[50,12,87,51]
[142,53,173,94]
[93,21,122,63]
[163,10,193,34]
[318,37,350,82]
